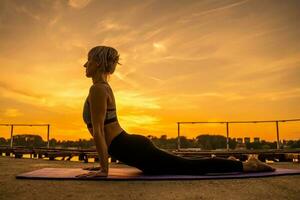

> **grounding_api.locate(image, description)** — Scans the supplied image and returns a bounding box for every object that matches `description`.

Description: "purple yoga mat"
[16,167,300,180]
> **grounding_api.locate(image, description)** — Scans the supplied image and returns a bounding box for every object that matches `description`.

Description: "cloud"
[153,42,166,52]
[178,0,250,23]
[119,114,160,128]
[0,79,87,110]
[253,88,300,101]
[0,81,45,99]
[95,19,130,32]
[1,0,299,140]
[195,0,250,16]
[68,0,92,9]
[15,4,41,21]
[173,91,247,103]
[115,90,161,110]
[4,108,23,117]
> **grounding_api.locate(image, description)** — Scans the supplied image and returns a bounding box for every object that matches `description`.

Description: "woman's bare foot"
[82,166,102,171]
[243,156,276,173]
[228,156,239,161]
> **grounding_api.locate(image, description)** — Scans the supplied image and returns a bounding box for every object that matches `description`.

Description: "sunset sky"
[0,0,299,142]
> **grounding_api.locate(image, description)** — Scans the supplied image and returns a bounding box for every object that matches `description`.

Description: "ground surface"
[0,156,300,200]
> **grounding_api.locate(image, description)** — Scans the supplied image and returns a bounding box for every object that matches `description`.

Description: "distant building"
[237,138,243,144]
[254,137,260,143]
[235,142,246,150]
[244,137,250,143]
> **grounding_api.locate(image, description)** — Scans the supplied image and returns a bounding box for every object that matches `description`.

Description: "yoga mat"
[16,167,300,180]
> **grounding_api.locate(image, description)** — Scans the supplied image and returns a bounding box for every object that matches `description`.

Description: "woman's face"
[83,56,99,77]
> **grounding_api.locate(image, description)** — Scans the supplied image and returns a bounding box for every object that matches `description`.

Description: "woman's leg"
[110,133,243,175]
[141,142,243,175]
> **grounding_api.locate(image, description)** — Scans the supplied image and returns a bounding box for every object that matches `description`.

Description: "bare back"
[88,82,124,148]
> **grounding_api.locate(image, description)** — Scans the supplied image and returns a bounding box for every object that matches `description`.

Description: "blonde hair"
[88,46,121,74]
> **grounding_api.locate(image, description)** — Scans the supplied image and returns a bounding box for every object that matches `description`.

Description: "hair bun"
[88,46,121,74]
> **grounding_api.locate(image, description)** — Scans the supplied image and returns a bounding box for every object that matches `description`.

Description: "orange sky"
[0,0,299,141]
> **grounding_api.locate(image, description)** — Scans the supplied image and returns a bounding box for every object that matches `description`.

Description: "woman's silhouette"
[78,46,275,178]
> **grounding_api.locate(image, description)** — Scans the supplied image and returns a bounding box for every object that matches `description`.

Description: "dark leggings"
[108,130,243,175]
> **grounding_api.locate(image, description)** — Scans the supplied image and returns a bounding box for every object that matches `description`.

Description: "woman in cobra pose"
[78,45,275,178]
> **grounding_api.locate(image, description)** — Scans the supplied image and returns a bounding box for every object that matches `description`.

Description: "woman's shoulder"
[93,82,113,93]
[89,83,108,96]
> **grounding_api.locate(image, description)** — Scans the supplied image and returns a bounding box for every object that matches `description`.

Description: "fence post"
[47,124,50,149]
[276,121,280,149]
[10,125,14,148]
[226,122,229,150]
[177,122,180,150]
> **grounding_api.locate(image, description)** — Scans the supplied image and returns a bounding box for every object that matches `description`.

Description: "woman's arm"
[88,127,93,137]
[89,84,109,173]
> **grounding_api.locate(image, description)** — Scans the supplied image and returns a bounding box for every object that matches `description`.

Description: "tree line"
[0,134,300,150]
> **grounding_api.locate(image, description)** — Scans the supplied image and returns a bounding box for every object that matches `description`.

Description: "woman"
[78,46,275,178]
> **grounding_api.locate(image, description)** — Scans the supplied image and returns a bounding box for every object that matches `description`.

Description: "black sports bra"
[82,82,117,128]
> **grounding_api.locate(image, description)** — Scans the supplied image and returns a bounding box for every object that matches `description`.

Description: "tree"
[196,134,227,150]
[12,134,45,147]
[0,137,7,145]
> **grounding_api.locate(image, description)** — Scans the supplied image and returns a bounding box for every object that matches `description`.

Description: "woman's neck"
[92,71,108,84]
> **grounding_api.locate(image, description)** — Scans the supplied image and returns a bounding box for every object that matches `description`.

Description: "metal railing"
[0,124,51,148]
[176,119,300,150]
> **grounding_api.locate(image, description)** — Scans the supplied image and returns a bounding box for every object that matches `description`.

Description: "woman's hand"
[76,170,108,178]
